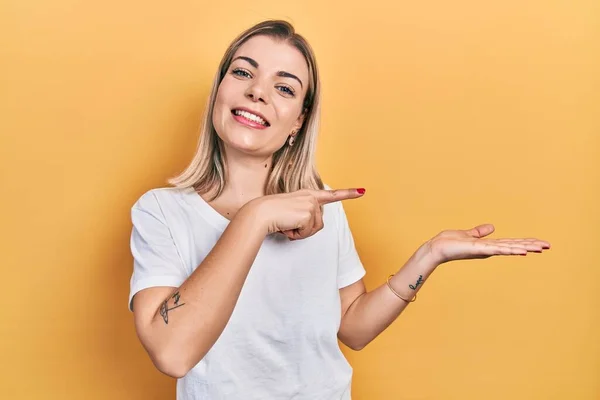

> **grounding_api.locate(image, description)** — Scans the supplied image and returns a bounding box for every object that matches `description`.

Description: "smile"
[231,109,270,128]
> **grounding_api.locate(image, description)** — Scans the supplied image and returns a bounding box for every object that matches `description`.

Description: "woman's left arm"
[337,223,551,351]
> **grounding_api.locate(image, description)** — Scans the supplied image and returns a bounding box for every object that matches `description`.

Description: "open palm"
[427,224,551,265]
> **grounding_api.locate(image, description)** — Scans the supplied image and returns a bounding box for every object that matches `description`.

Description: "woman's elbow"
[151,347,195,379]
[339,335,368,351]
[348,340,368,351]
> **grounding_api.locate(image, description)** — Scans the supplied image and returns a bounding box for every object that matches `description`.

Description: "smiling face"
[212,35,310,158]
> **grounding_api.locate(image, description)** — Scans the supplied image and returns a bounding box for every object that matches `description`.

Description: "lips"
[231,108,270,127]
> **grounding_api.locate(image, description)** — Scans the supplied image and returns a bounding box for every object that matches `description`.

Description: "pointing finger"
[313,188,365,205]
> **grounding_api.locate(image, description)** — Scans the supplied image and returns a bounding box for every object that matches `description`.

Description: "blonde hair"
[167,20,324,200]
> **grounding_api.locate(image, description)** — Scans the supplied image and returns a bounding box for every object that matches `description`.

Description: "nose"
[245,81,268,104]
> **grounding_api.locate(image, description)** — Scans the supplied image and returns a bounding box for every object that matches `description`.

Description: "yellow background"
[2,0,598,399]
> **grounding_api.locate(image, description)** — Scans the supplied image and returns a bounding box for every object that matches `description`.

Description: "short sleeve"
[335,201,366,289]
[128,190,188,311]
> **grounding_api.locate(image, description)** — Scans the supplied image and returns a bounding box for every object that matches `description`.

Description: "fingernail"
[357,188,366,194]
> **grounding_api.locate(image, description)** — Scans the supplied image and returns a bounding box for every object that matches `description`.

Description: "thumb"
[280,229,304,241]
[466,224,495,238]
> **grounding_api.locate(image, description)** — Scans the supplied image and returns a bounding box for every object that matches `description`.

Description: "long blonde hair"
[167,20,324,200]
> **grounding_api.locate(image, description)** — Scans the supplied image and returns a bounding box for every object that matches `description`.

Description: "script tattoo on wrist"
[409,275,424,290]
[159,291,185,324]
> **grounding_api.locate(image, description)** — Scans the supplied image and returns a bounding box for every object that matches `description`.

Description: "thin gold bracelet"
[386,274,417,303]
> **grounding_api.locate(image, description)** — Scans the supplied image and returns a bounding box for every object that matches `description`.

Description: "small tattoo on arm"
[409,275,424,290]
[159,291,185,324]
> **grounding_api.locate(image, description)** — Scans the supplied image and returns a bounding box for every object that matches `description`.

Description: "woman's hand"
[248,188,365,240]
[425,223,551,265]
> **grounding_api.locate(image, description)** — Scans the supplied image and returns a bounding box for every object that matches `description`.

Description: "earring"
[288,131,297,146]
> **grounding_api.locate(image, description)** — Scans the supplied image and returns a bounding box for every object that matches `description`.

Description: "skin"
[131,34,552,379]
[212,34,307,159]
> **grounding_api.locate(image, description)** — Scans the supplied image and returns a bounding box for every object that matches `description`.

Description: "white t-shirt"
[128,186,366,400]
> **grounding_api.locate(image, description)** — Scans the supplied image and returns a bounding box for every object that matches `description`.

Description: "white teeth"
[234,110,268,126]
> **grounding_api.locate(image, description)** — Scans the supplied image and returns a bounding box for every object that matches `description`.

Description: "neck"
[218,145,273,204]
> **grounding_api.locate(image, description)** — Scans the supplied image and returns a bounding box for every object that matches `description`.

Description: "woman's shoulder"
[131,186,191,212]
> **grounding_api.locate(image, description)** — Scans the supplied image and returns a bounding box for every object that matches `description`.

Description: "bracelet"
[386,274,417,303]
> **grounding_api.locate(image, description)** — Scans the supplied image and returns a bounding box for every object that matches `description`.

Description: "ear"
[291,109,307,135]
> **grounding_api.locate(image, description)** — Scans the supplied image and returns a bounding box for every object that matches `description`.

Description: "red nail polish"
[357,188,366,194]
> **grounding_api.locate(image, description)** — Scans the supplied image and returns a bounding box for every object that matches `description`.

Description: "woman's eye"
[277,86,295,96]
[232,68,251,78]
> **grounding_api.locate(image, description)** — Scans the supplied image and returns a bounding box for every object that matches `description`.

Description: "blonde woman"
[128,20,550,399]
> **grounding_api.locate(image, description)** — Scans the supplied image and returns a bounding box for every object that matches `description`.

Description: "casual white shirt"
[128,186,366,399]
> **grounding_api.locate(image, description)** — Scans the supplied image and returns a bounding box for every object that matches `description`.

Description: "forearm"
[338,243,438,350]
[143,203,267,375]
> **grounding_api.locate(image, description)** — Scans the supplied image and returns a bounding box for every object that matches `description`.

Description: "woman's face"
[212,35,309,158]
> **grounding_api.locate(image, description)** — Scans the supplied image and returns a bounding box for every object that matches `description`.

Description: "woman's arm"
[338,224,550,350]
[337,243,436,351]
[132,204,267,378]
[132,188,362,378]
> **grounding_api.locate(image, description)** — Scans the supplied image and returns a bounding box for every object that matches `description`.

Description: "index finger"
[313,188,366,205]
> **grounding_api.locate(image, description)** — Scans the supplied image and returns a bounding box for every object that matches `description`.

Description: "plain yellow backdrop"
[1,0,599,399]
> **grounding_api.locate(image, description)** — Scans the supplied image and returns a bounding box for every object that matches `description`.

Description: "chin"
[214,113,283,157]
[223,133,276,157]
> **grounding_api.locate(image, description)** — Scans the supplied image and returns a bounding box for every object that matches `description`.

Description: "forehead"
[232,35,309,84]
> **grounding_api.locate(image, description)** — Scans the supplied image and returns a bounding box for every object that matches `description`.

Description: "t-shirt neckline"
[183,186,231,231]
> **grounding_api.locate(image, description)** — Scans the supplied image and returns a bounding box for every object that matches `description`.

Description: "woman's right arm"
[131,188,363,378]
[131,202,267,379]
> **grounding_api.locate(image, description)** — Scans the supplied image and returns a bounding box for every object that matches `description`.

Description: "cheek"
[275,100,302,127]
[212,86,233,128]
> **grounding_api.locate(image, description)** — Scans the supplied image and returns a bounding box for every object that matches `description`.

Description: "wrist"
[388,242,439,300]
[238,197,271,236]
[412,240,441,273]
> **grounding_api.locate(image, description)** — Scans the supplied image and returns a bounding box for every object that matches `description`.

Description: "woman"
[128,20,550,399]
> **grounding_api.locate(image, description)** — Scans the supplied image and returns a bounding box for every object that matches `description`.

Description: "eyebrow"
[232,56,303,88]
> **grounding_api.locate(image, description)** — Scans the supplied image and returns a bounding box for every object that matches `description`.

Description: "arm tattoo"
[159,290,185,324]
[409,275,424,290]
